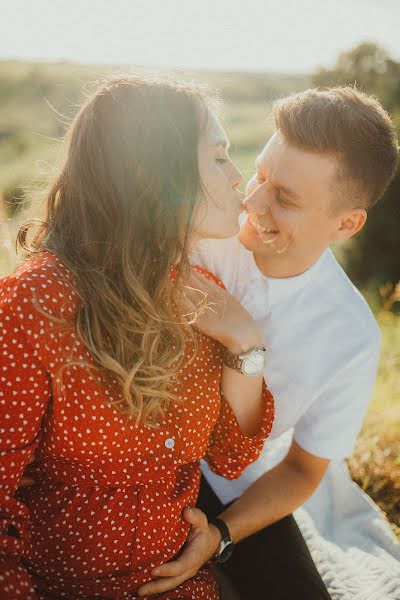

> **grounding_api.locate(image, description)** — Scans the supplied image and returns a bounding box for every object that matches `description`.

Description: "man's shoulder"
[192,235,243,262]
[190,236,253,288]
[312,249,380,347]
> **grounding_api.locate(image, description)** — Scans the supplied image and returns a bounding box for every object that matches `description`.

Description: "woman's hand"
[136,508,221,597]
[183,269,263,354]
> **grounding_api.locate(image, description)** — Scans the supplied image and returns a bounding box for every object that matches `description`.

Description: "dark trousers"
[197,476,332,600]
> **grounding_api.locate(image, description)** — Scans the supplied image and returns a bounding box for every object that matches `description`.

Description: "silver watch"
[222,345,267,376]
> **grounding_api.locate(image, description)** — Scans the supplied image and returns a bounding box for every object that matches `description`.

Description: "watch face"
[242,351,266,376]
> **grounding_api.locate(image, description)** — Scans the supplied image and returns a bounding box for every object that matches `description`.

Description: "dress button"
[165,438,175,449]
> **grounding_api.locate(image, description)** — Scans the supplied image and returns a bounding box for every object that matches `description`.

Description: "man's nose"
[243,183,268,216]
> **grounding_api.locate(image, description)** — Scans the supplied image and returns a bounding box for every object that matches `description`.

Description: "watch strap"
[209,517,235,563]
[221,345,266,374]
[210,517,231,544]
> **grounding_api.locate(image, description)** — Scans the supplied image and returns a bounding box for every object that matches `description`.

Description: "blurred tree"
[313,42,400,289]
[313,42,400,110]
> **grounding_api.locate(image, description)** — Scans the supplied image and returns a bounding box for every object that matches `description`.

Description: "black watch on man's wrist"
[209,517,235,563]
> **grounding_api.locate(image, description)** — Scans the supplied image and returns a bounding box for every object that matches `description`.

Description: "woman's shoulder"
[191,264,225,289]
[0,251,79,320]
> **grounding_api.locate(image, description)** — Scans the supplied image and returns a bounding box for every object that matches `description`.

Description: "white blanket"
[294,460,400,600]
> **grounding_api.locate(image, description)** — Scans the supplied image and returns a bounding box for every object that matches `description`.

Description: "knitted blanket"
[294,461,400,600]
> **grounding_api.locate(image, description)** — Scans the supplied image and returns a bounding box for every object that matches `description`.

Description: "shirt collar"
[247,247,332,307]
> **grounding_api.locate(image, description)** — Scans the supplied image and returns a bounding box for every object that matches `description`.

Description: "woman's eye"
[216,158,228,164]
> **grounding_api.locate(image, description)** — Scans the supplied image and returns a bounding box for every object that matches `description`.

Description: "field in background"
[0,60,399,534]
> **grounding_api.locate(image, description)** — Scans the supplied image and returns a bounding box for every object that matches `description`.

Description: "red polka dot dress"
[0,252,274,600]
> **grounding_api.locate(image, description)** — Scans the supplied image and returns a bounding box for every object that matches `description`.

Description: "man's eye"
[276,191,291,207]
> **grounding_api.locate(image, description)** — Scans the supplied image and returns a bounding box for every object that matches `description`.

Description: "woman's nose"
[232,167,243,190]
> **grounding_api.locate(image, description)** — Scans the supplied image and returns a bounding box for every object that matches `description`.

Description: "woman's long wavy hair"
[18,75,213,426]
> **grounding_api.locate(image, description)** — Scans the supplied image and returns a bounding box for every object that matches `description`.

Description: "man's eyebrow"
[255,159,302,201]
[276,183,302,201]
[255,158,301,200]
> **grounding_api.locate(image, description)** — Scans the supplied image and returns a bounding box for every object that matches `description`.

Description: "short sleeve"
[0,273,52,599]
[204,382,274,479]
[294,334,381,460]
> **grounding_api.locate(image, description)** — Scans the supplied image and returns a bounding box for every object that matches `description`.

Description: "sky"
[2,0,400,73]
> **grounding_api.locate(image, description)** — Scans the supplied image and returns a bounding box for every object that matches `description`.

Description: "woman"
[0,76,274,599]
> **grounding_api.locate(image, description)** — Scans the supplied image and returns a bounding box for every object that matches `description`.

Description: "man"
[137,87,399,599]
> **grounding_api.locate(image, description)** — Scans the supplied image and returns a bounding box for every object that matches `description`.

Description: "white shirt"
[191,236,381,504]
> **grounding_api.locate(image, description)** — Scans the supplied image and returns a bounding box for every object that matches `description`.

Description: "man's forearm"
[218,459,320,544]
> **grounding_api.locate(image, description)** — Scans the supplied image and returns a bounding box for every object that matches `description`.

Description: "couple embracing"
[0,75,397,600]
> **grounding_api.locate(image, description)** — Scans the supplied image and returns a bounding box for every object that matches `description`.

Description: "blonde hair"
[18,75,214,426]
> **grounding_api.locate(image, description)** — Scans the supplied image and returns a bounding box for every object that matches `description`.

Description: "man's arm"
[219,439,330,543]
[137,441,329,596]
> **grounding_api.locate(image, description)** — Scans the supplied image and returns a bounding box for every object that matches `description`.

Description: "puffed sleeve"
[204,382,274,480]
[0,273,52,600]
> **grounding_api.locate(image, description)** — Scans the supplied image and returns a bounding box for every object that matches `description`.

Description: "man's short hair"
[273,86,399,213]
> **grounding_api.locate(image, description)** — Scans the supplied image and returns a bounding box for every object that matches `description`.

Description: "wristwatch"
[209,517,235,563]
[222,345,267,376]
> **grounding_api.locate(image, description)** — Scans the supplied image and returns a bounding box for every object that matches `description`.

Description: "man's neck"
[253,249,327,279]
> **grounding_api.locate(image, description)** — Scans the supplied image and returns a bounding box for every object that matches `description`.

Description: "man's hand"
[137,507,221,597]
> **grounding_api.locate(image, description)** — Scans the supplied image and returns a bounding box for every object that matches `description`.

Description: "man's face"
[239,133,346,271]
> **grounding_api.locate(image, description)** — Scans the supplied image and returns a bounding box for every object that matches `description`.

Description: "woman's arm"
[220,364,264,437]
[184,267,274,478]
[0,276,52,600]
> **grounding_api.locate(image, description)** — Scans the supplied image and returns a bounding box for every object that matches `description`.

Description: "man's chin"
[238,227,262,252]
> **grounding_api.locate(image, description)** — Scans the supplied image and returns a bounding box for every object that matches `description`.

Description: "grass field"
[0,60,399,535]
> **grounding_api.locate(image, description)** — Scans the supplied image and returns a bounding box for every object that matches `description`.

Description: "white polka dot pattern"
[0,252,274,599]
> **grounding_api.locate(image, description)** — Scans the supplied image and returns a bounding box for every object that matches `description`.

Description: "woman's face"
[191,112,244,243]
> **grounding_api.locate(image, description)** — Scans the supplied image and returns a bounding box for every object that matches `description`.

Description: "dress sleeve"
[190,264,275,479]
[0,275,52,600]
[204,382,274,480]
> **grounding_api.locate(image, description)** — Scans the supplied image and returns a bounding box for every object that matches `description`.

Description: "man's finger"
[137,573,192,596]
[151,560,186,578]
[151,548,198,578]
[182,507,208,528]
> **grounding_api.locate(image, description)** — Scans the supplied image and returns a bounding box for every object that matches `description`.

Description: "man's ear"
[335,208,367,241]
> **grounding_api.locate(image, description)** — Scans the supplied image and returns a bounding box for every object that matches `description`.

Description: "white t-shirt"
[191,237,381,504]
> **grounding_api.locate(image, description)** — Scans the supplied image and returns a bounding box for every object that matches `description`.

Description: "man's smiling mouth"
[249,216,279,235]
